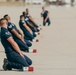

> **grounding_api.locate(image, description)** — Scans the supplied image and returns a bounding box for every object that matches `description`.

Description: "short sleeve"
[21,20,25,25]
[46,10,49,14]
[8,23,14,31]
[4,30,12,39]
[27,14,31,17]
[41,11,44,15]
[25,18,29,22]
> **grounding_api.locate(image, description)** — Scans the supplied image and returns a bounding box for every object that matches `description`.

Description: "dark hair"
[20,15,24,19]
[3,14,10,21]
[4,14,9,18]
[26,8,28,11]
[22,11,26,16]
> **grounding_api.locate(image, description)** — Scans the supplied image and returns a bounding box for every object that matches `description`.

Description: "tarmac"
[0,5,76,75]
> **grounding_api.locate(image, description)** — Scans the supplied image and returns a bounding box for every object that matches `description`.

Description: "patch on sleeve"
[5,31,11,35]
[8,24,12,28]
[46,10,48,13]
[11,23,15,26]
[22,20,25,23]
[42,11,44,14]
[25,18,29,21]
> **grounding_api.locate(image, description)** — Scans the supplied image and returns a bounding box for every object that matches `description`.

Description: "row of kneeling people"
[0,8,41,71]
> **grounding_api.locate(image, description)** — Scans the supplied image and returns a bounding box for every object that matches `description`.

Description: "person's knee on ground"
[36,28,40,32]
[24,32,34,41]
[24,55,32,66]
[30,27,37,32]
[24,39,32,47]
[6,52,32,69]
[43,22,46,26]
[47,20,51,26]
[33,32,37,37]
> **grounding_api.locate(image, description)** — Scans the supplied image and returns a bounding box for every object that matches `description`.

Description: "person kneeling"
[0,18,34,71]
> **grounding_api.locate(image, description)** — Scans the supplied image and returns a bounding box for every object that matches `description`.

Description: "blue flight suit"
[19,20,35,41]
[41,10,51,26]
[1,27,32,70]
[8,22,32,52]
[24,15,38,33]
[26,14,39,28]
